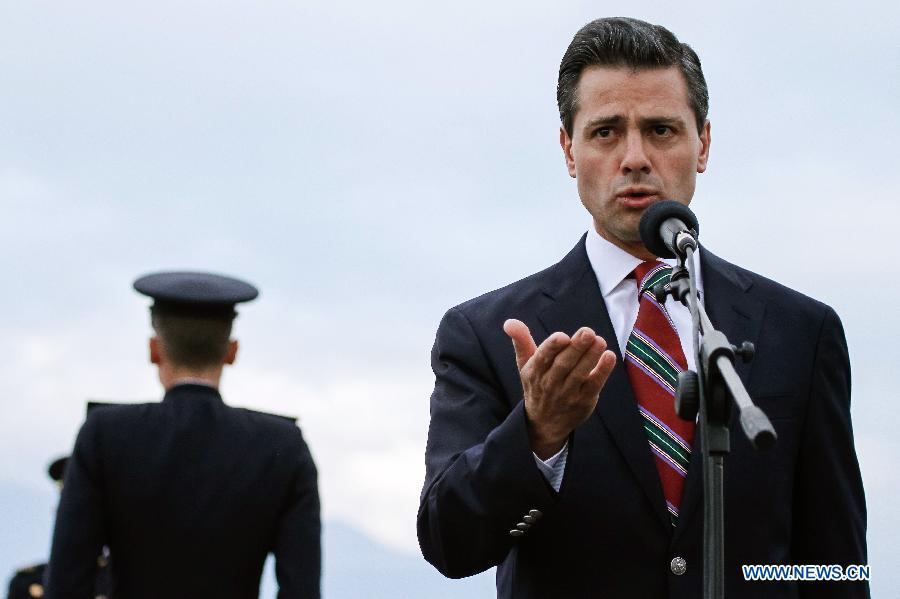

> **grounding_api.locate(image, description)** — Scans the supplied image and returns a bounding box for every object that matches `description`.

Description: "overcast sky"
[1,0,897,595]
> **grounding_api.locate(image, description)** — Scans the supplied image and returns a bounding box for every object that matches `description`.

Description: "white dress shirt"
[533,227,705,491]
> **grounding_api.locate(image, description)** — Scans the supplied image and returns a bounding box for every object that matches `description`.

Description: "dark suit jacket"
[46,383,320,599]
[418,237,868,598]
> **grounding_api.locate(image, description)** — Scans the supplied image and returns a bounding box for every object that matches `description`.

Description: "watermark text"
[742,564,870,582]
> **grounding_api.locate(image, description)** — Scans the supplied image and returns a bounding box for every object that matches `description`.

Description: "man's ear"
[149,337,162,365]
[560,127,577,178]
[225,339,238,365]
[696,120,711,173]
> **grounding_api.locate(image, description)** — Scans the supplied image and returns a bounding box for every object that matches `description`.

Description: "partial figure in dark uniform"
[45,272,321,599]
[6,563,45,599]
[6,457,109,599]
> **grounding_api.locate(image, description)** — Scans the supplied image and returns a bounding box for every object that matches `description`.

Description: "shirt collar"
[162,380,223,403]
[169,377,218,389]
[584,225,704,296]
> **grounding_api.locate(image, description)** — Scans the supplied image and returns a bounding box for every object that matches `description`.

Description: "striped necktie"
[624,261,695,528]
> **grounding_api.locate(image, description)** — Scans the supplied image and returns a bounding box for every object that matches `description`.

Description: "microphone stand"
[655,238,777,599]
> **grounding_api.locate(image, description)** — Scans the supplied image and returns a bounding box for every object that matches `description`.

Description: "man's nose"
[620,131,651,174]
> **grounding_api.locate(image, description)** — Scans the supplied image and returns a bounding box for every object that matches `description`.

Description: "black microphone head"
[638,200,700,258]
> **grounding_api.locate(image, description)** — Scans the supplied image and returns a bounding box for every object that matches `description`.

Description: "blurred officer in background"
[45,272,321,599]
[6,457,109,599]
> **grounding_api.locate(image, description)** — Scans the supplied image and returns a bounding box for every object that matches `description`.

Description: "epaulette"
[241,407,298,424]
[86,400,143,414]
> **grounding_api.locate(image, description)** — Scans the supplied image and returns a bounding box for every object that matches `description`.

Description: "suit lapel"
[537,237,671,532]
[673,247,766,544]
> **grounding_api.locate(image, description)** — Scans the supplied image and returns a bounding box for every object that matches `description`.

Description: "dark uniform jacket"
[46,383,320,599]
[8,558,109,599]
[7,564,46,599]
[418,237,868,598]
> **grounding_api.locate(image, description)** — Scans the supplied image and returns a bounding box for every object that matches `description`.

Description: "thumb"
[503,319,537,370]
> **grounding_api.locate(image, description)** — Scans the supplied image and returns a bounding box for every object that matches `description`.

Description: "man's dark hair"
[151,312,233,368]
[557,17,708,137]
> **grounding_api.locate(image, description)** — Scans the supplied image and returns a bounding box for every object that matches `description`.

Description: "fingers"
[504,321,615,398]
[527,331,572,375]
[565,333,608,384]
[581,350,617,396]
[542,327,598,389]
[503,319,538,370]
[515,323,617,451]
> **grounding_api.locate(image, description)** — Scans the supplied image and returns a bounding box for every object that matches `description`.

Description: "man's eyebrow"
[582,115,623,130]
[581,115,689,131]
[638,115,687,127]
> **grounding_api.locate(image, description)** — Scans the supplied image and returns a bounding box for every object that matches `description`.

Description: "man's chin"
[594,222,643,246]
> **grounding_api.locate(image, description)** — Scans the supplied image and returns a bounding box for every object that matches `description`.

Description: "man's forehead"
[574,65,692,120]
[577,63,688,86]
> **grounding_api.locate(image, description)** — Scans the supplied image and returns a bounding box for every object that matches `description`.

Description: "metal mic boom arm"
[656,253,776,448]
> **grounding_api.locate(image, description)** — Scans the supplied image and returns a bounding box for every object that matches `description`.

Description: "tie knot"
[633,261,672,295]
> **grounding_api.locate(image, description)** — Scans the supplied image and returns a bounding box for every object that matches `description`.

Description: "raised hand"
[503,319,617,459]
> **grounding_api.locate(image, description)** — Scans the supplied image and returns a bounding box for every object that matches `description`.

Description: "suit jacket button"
[516,522,530,531]
[528,509,543,519]
[523,515,536,524]
[28,584,44,598]
[509,529,525,537]
[670,557,687,576]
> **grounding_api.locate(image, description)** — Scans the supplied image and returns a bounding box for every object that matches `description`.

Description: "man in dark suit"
[417,17,868,598]
[46,272,320,598]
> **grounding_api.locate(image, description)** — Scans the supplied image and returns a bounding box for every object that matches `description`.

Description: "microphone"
[638,200,700,259]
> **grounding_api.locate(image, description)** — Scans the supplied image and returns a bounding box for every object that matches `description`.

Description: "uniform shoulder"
[230,407,315,470]
[230,406,304,439]
[83,401,158,428]
[234,406,299,426]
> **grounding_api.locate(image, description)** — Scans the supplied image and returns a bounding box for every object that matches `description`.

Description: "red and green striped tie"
[625,261,695,528]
